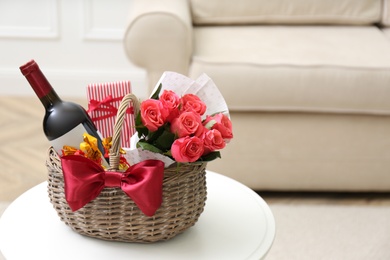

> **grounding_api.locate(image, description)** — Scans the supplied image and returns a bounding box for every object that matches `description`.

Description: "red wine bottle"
[20,60,109,167]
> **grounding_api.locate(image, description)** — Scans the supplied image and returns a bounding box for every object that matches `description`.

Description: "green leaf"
[147,126,165,143]
[135,113,149,138]
[200,151,221,162]
[135,112,142,126]
[155,130,175,151]
[136,125,148,139]
[137,142,163,153]
[150,83,162,100]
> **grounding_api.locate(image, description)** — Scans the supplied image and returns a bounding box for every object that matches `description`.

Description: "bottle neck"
[20,60,62,109]
[40,89,62,109]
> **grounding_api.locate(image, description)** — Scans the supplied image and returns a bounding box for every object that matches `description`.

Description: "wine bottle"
[20,60,109,167]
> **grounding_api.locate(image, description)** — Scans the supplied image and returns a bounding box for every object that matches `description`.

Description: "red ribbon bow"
[60,155,164,216]
[87,95,134,121]
[87,95,134,146]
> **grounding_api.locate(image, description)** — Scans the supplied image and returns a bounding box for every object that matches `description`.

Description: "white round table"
[0,171,275,260]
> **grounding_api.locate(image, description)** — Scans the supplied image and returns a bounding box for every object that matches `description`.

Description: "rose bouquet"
[134,83,233,164]
[123,72,233,167]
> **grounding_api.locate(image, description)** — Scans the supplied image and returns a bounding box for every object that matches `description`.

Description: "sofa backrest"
[382,0,390,26]
[189,0,383,25]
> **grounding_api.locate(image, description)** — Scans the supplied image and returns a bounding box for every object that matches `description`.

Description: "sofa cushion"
[190,0,381,25]
[189,26,390,115]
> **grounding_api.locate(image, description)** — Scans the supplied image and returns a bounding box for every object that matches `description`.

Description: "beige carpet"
[266,204,390,260]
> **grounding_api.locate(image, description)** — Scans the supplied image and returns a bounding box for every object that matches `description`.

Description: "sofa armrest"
[123,0,193,92]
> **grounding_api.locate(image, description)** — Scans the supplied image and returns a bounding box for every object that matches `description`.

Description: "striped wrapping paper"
[86,81,135,148]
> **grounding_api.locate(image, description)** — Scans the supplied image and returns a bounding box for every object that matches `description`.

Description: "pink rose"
[140,99,168,132]
[171,136,204,163]
[202,129,226,155]
[203,113,233,142]
[159,90,180,122]
[171,111,203,137]
[181,94,206,116]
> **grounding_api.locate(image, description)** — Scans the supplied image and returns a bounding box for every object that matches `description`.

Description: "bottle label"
[50,124,86,154]
[50,124,109,167]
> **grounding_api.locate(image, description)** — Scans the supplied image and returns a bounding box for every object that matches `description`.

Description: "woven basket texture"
[46,148,207,243]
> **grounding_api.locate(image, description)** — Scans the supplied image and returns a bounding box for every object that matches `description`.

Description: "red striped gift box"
[86,81,135,148]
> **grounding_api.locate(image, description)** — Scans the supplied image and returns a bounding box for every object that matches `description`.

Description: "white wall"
[0,0,147,99]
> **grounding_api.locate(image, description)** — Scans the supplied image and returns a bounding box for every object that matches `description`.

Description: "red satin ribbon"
[60,155,164,216]
[87,95,134,121]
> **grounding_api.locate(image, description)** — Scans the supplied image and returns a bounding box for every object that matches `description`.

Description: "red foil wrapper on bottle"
[86,81,135,148]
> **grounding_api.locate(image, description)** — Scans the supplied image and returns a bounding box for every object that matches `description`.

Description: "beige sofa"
[123,0,390,191]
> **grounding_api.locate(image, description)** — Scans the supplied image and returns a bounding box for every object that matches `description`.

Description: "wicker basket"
[46,93,207,243]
